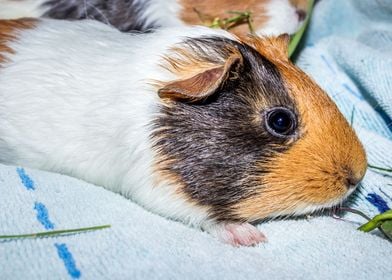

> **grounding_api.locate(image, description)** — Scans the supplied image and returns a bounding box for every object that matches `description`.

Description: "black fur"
[43,0,153,32]
[152,38,300,222]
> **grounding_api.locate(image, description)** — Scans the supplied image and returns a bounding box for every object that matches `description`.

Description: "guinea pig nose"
[296,9,307,21]
[346,175,362,189]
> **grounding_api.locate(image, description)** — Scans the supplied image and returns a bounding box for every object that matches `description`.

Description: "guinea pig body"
[0,19,366,246]
[0,0,307,36]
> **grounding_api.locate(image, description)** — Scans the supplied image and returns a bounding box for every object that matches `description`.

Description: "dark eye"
[265,107,297,137]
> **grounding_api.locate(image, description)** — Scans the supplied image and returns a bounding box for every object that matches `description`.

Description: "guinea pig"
[0,0,307,36]
[0,18,366,246]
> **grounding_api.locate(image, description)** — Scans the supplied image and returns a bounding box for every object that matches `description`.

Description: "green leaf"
[380,220,392,241]
[358,210,392,232]
[339,208,392,242]
[288,0,315,58]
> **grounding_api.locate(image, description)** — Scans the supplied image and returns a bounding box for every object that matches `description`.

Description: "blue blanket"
[297,0,392,221]
[1,0,391,279]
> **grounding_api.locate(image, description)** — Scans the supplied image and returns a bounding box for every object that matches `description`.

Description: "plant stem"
[288,0,315,58]
[338,207,371,221]
[338,208,392,241]
[0,225,111,240]
[208,11,253,32]
[368,164,392,173]
[358,211,392,232]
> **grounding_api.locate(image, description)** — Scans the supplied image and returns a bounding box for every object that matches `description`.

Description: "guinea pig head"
[153,34,367,223]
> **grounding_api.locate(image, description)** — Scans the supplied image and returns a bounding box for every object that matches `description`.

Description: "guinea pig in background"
[0,0,308,36]
[0,18,366,246]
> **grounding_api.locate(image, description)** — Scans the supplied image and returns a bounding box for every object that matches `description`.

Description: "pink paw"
[206,222,267,247]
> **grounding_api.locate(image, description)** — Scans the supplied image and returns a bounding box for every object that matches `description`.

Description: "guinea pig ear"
[274,33,290,58]
[242,34,290,61]
[158,55,242,102]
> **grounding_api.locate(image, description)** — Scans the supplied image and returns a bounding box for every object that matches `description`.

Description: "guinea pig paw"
[206,223,267,247]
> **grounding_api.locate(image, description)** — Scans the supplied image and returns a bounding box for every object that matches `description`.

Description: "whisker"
[85,3,113,27]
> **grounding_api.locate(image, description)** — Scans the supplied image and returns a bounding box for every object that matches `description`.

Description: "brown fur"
[234,46,367,221]
[240,33,290,61]
[161,45,240,77]
[179,0,308,36]
[154,35,367,223]
[0,19,37,64]
[179,0,268,36]
[289,0,308,11]
[159,54,242,102]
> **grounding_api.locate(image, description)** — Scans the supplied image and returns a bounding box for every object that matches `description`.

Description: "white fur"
[271,187,357,218]
[257,0,303,36]
[0,0,47,19]
[203,222,267,246]
[138,0,185,29]
[0,18,348,246]
[0,19,234,227]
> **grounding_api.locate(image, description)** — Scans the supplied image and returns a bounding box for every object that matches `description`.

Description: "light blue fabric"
[1,0,391,279]
[1,165,391,279]
[297,0,392,221]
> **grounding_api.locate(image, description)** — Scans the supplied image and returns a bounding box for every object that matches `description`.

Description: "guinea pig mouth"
[278,184,359,218]
[310,189,357,215]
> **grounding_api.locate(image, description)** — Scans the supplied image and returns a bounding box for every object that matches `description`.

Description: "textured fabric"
[297,0,392,222]
[0,165,391,279]
[1,0,392,279]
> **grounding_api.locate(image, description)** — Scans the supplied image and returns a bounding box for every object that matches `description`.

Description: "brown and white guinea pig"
[0,0,307,36]
[0,18,366,246]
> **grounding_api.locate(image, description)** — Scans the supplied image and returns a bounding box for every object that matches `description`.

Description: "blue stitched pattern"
[55,243,81,279]
[15,167,82,279]
[16,167,35,190]
[34,202,55,230]
[366,193,390,213]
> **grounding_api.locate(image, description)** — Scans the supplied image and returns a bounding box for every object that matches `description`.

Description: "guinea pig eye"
[265,107,297,137]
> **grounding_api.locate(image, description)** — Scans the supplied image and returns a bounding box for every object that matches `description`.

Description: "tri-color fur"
[0,0,307,36]
[153,36,298,222]
[0,18,366,246]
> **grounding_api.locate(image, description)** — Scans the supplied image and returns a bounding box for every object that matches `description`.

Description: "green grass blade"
[368,164,392,173]
[288,0,315,58]
[0,225,111,240]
